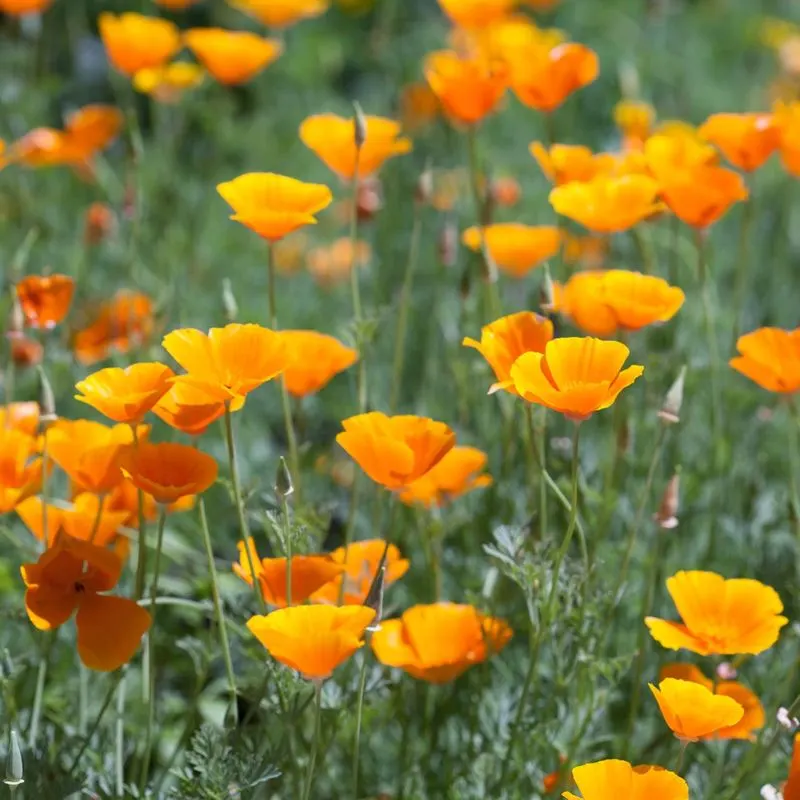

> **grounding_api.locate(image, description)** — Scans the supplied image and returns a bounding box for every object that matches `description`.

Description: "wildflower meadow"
[2,0,800,797]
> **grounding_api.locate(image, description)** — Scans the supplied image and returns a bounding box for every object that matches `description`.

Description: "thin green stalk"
[88,494,105,545]
[115,669,127,797]
[352,649,370,798]
[199,498,238,724]
[40,427,50,552]
[524,405,548,539]
[302,682,323,800]
[280,490,293,607]
[787,400,800,544]
[631,226,656,274]
[28,635,52,748]
[732,179,754,341]
[79,662,89,736]
[66,671,123,774]
[132,426,147,602]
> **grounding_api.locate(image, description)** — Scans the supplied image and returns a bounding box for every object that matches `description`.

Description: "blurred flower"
[99,12,182,77]
[84,202,116,246]
[310,539,409,605]
[16,275,74,329]
[75,363,175,424]
[0,0,52,13]
[398,446,492,507]
[371,603,512,683]
[772,100,800,177]
[563,759,688,800]
[21,537,150,671]
[659,664,764,741]
[11,129,71,168]
[699,112,780,172]
[645,570,788,655]
[107,479,195,523]
[549,174,662,233]
[463,310,554,395]
[530,142,601,185]
[247,605,375,679]
[784,733,800,799]
[300,113,412,181]
[11,337,43,369]
[120,442,218,504]
[0,429,42,513]
[400,82,440,131]
[16,497,61,545]
[614,99,655,151]
[424,50,507,126]
[462,13,564,65]
[490,175,521,207]
[217,172,333,241]
[644,130,718,175]
[649,678,744,740]
[153,381,239,436]
[133,62,205,103]
[306,238,371,288]
[279,331,357,397]
[436,0,513,27]
[730,327,800,393]
[227,0,329,28]
[0,402,40,437]
[18,495,128,547]
[233,537,343,607]
[184,28,282,86]
[657,164,747,228]
[462,223,560,278]
[563,234,607,269]
[273,234,308,275]
[155,0,201,8]
[508,338,644,421]
[63,105,124,158]
[337,413,456,491]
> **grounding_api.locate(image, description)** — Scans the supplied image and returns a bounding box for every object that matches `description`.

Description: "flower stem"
[115,669,127,797]
[279,489,293,607]
[352,648,370,799]
[40,426,50,552]
[27,633,53,748]
[67,671,124,774]
[732,178,754,341]
[131,426,147,602]
[302,682,323,800]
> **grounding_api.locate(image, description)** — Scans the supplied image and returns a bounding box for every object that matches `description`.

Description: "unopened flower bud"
[37,366,56,427]
[778,706,799,731]
[654,473,680,530]
[540,268,555,313]
[658,366,685,424]
[364,543,389,632]
[353,101,367,150]
[356,176,383,222]
[275,456,294,500]
[438,220,458,268]
[6,296,24,341]
[716,661,737,681]
[415,168,434,206]
[4,730,23,788]
[221,278,238,322]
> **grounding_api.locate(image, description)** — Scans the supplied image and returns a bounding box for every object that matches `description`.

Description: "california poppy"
[18,494,128,547]
[773,100,800,177]
[371,603,512,683]
[507,338,644,421]
[0,402,40,437]
[75,363,175,424]
[84,202,116,245]
[307,238,371,288]
[16,274,74,329]
[163,323,287,402]
[15,497,62,545]
[63,105,124,161]
[530,142,601,186]
[11,128,72,168]
[462,224,560,278]
[98,12,182,77]
[644,131,718,177]
[21,537,151,671]
[645,570,788,655]
[120,442,218,504]
[436,0,513,27]
[614,99,655,151]
[279,331,358,397]
[184,28,282,86]
[563,759,688,800]
[490,175,522,207]
[398,446,492,507]
[730,327,800,393]
[133,62,205,103]
[107,479,195,524]
[699,112,780,172]
[227,0,330,28]
[656,164,748,228]
[336,413,456,490]
[247,604,375,679]
[549,174,662,233]
[784,733,800,800]
[0,429,43,513]
[153,381,239,436]
[217,172,333,242]
[0,0,52,13]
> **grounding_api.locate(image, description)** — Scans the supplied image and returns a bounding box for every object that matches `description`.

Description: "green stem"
[732,180,754,341]
[66,671,123,774]
[352,648,370,798]
[349,148,367,414]
[40,427,50,551]
[302,682,323,800]
[115,669,127,797]
[787,400,800,544]
[79,662,89,736]
[88,494,105,544]
[631,226,656,274]
[279,490,293,607]
[132,427,147,602]
[28,637,51,748]
[524,405,549,540]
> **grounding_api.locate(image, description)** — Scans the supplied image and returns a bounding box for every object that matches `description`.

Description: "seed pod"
[654,473,680,530]
[275,456,294,500]
[6,295,24,341]
[540,267,555,313]
[37,366,57,427]
[416,168,434,206]
[221,278,238,322]
[353,101,367,150]
[658,366,685,424]
[4,729,23,788]
[364,542,389,632]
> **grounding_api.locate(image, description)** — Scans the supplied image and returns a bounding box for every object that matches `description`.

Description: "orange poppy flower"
[98,12,181,77]
[163,323,288,402]
[84,202,116,245]
[300,113,412,181]
[279,331,358,397]
[0,0,52,13]
[645,570,788,655]
[371,603,512,683]
[507,338,643,421]
[233,538,344,607]
[644,131,718,177]
[398,446,492,507]
[184,28,282,86]
[784,733,800,800]
[549,174,662,233]
[436,0,513,27]
[463,311,554,395]
[307,238,371,288]
[217,172,333,242]
[107,479,195,524]
[563,759,688,800]
[153,381,240,436]
[336,413,456,490]
[730,327,800,393]
[614,99,655,151]
[699,112,780,172]
[649,677,744,740]
[247,604,375,679]
[656,164,748,228]
[227,0,330,28]
[63,105,124,161]
[773,100,800,177]
[75,363,175,424]
[462,224,560,278]
[424,50,507,126]
[530,143,600,185]
[155,0,201,8]
[400,82,440,131]
[659,664,764,741]
[0,402,40,437]
[16,497,62,545]
[10,337,42,368]
[119,442,218,504]
[0,429,43,513]
[16,274,74,329]
[11,128,72,168]
[490,175,522,207]
[21,537,151,671]
[310,539,409,605]
[133,62,205,103]
[562,235,608,269]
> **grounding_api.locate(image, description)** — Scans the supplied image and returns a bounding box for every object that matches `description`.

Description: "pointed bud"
[6,295,24,341]
[415,168,433,206]
[221,278,238,322]
[275,456,294,499]
[654,472,680,530]
[4,730,23,788]
[658,366,685,424]
[353,102,367,150]
[37,366,56,427]
[540,267,555,313]
[364,549,387,633]
[438,220,458,268]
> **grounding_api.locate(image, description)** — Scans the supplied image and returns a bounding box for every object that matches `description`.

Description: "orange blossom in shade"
[530,142,602,185]
[613,99,656,151]
[0,402,40,437]
[133,62,205,103]
[16,274,74,330]
[436,0,513,27]
[461,224,560,278]
[155,0,201,8]
[247,604,375,679]
[784,734,800,800]
[549,174,662,233]
[462,311,554,395]
[21,537,151,671]
[398,446,492,507]
[310,539,409,605]
[307,238,371,288]
[75,363,175,424]
[659,663,765,741]
[64,105,124,158]
[227,0,330,28]
[233,538,344,607]
[11,128,72,168]
[107,478,195,523]
[184,28,282,86]
[424,50,507,126]
[163,323,288,402]
[0,429,43,513]
[17,495,128,547]
[371,603,512,683]
[507,338,644,421]
[562,760,688,800]
[773,100,800,176]
[336,413,456,490]
[0,0,52,13]
[120,442,218,504]
[730,327,800,393]
[279,331,358,397]
[216,173,333,242]
[300,113,412,181]
[645,570,788,656]
[649,678,744,740]
[153,381,240,436]
[98,13,181,77]
[699,112,780,172]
